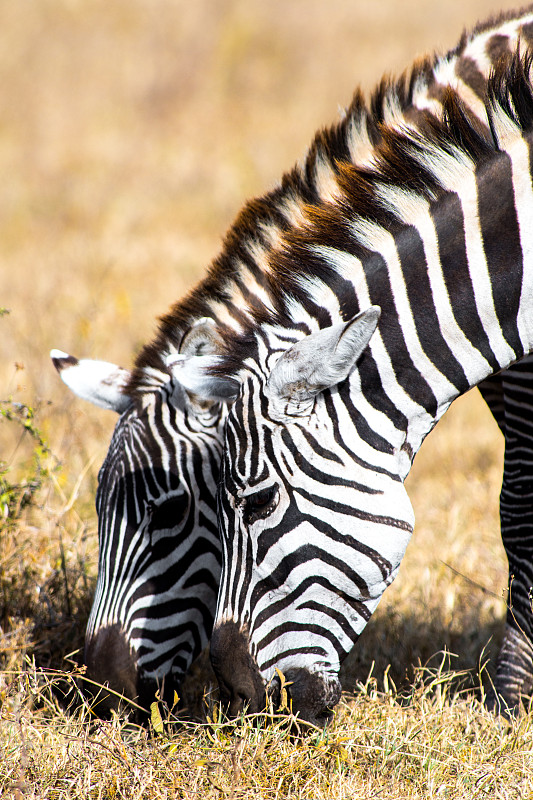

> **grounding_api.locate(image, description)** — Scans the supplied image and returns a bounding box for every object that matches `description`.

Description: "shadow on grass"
[340,597,505,703]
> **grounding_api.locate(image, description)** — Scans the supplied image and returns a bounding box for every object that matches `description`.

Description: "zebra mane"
[128,24,533,396]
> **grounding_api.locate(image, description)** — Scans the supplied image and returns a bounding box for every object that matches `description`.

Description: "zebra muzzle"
[210,620,342,726]
[270,667,342,728]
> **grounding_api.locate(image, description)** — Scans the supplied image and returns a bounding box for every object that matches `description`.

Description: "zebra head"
[51,318,229,719]
[177,307,416,726]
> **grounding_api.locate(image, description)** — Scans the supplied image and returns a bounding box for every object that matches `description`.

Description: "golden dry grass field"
[2,0,533,797]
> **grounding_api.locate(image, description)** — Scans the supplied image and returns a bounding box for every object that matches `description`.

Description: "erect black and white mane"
[214,49,533,372]
[128,10,533,396]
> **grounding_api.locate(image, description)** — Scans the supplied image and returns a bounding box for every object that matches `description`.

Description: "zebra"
[52,6,533,719]
[171,38,533,724]
[50,321,228,716]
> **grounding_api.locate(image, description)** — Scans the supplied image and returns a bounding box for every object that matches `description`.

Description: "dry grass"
[1,0,532,797]
[2,654,533,799]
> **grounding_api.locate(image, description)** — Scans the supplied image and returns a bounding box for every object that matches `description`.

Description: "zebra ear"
[179,317,223,357]
[167,318,239,405]
[266,306,380,416]
[167,354,240,403]
[50,349,132,414]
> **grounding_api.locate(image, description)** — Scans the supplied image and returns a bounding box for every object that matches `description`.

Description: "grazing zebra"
[51,322,227,716]
[53,7,533,719]
[174,41,533,723]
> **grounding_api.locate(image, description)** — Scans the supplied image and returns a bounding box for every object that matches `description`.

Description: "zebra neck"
[382,132,533,425]
[259,128,533,481]
[130,17,533,399]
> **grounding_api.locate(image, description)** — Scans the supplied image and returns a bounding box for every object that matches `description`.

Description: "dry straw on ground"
[2,1,533,797]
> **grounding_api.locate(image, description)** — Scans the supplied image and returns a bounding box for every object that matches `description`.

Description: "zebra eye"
[242,485,279,526]
[148,494,190,532]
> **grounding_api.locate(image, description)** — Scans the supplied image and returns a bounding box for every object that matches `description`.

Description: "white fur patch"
[408,136,475,193]
[293,273,343,319]
[53,355,131,413]
[411,73,442,116]
[373,182,432,220]
[279,190,308,228]
[346,111,375,167]
[456,171,516,367]
[381,88,406,129]
[313,152,340,203]
[488,99,524,151]
[453,78,488,125]
[206,299,246,333]
[508,137,533,350]
[167,354,239,402]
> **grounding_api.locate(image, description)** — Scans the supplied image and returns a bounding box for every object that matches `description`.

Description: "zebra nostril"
[281,668,341,728]
[314,708,335,724]
[227,685,259,716]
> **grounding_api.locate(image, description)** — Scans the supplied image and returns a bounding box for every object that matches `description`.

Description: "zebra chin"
[83,623,172,721]
[210,620,342,727]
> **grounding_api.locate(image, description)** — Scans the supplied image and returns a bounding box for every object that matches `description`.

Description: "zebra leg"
[480,363,533,712]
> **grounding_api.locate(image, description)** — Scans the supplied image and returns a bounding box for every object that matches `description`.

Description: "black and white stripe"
[87,387,222,678]
[51,339,226,716]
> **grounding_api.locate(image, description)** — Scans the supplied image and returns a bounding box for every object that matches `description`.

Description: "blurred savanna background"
[2,1,532,797]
